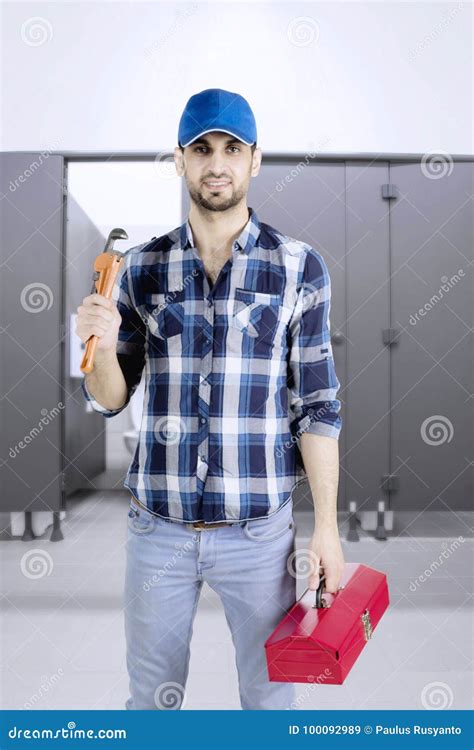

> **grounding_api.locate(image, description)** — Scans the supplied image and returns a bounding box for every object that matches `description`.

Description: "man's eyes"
[194,146,240,153]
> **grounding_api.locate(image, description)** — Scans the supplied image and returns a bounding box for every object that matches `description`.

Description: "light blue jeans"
[124,497,297,710]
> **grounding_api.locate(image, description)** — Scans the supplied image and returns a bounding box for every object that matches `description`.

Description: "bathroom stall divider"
[1,150,472,540]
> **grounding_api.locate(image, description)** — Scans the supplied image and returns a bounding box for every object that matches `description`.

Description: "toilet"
[124,375,145,455]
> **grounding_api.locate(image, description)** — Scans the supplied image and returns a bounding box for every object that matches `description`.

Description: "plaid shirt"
[81,207,342,523]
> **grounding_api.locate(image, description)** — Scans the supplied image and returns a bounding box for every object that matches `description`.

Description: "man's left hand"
[307,525,345,594]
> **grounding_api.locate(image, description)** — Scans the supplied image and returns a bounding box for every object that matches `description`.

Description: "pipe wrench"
[80,227,128,374]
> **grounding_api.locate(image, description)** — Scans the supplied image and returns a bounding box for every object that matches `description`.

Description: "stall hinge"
[381,183,398,199]
[382,328,401,345]
[381,474,399,492]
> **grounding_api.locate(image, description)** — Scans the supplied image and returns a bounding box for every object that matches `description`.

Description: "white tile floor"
[1,493,472,710]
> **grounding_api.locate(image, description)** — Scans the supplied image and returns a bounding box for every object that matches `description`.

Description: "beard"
[187,179,248,213]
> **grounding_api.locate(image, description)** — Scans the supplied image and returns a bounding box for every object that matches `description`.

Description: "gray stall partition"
[0,153,106,540]
[389,162,473,513]
[2,150,471,541]
[184,154,473,518]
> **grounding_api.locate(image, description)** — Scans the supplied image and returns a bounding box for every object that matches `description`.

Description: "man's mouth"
[204,180,231,190]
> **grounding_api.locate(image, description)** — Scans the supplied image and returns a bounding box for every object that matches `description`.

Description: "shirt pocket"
[231,287,282,338]
[145,288,186,339]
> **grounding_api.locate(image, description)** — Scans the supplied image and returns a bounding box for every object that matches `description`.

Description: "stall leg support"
[21,511,34,542]
[375,500,387,540]
[346,500,360,542]
[50,511,64,542]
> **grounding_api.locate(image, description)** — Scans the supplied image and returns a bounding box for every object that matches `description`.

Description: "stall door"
[389,161,473,511]
[0,152,65,513]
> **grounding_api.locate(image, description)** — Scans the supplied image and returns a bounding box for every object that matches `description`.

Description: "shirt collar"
[179,206,261,256]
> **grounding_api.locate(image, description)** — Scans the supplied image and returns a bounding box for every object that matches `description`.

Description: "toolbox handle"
[314,574,327,609]
[313,573,328,609]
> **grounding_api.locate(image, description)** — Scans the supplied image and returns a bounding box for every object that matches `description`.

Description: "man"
[76,88,345,710]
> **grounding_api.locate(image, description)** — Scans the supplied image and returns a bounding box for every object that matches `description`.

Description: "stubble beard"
[187,180,248,213]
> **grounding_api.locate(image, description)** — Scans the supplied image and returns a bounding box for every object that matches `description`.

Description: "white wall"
[2,1,472,155]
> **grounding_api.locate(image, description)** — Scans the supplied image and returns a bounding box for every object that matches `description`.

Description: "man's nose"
[207,152,229,176]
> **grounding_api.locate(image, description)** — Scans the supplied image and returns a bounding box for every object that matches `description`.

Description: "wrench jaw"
[104,227,128,253]
[89,227,129,295]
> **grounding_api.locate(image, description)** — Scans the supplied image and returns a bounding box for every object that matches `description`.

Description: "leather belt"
[189,520,234,531]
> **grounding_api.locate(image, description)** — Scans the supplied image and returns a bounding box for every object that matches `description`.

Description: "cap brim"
[181,128,254,148]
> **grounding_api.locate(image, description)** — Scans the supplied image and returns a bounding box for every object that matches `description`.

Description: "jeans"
[124,497,297,710]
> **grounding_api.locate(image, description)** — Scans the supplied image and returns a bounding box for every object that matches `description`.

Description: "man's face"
[174,131,261,212]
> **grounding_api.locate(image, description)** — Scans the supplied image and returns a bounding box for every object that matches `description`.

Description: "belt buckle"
[192,521,208,531]
[191,520,229,531]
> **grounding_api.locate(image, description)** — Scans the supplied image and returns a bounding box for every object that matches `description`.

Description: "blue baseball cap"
[178,88,257,148]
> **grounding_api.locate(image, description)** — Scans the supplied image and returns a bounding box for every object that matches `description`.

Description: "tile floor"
[1,492,472,711]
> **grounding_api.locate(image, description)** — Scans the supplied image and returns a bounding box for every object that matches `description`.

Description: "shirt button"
[200,455,207,463]
[207,299,213,307]
[233,242,239,251]
[200,416,207,424]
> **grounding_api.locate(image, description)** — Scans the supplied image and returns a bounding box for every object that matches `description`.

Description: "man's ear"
[251,147,262,178]
[174,146,185,177]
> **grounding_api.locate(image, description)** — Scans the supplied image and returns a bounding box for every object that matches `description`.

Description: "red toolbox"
[264,562,389,684]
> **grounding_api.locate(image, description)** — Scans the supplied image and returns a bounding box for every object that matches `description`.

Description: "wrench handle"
[80,253,125,374]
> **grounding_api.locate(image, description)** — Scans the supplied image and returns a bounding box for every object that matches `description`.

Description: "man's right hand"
[75,293,121,353]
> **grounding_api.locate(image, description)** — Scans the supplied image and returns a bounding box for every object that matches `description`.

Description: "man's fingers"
[307,556,321,590]
[324,577,339,594]
[83,293,115,310]
[324,568,345,594]
[307,574,320,591]
[78,308,114,324]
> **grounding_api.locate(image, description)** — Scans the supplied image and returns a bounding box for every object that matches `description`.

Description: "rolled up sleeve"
[81,251,146,418]
[287,248,342,440]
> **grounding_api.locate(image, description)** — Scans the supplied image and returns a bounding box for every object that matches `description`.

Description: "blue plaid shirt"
[81,207,342,523]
